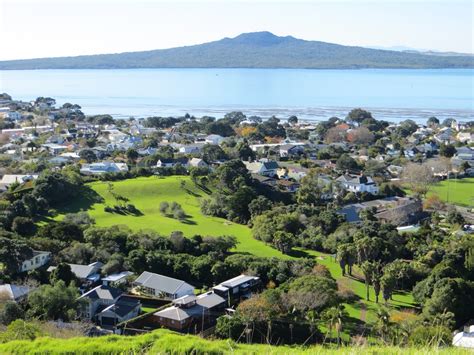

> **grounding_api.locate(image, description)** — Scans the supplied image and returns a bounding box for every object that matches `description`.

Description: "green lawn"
[427,177,474,207]
[56,176,286,258]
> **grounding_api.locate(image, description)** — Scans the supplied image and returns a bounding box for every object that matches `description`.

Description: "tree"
[0,320,43,343]
[360,261,374,301]
[346,127,374,145]
[401,163,435,197]
[427,116,439,128]
[49,263,77,286]
[126,148,139,164]
[374,306,391,344]
[0,235,33,276]
[439,144,456,158]
[248,196,272,219]
[336,154,359,172]
[0,302,24,325]
[442,118,455,127]
[296,169,331,206]
[288,116,298,125]
[273,231,293,254]
[236,140,255,161]
[337,244,356,276]
[79,149,96,163]
[322,304,348,346]
[159,201,169,215]
[381,270,397,304]
[27,280,81,321]
[325,127,346,143]
[346,108,373,125]
[11,217,36,236]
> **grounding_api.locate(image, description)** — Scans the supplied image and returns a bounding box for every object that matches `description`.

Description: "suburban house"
[156,158,189,169]
[279,144,305,158]
[48,261,103,286]
[101,271,134,287]
[338,197,423,226]
[244,160,279,177]
[336,174,379,195]
[212,274,260,304]
[80,162,129,175]
[79,285,140,327]
[0,284,31,302]
[0,174,38,191]
[133,271,195,300]
[20,250,51,273]
[178,144,204,154]
[153,291,226,331]
[96,298,141,328]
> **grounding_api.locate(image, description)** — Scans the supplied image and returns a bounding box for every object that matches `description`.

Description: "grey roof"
[134,271,194,295]
[196,292,226,309]
[154,306,193,321]
[69,262,103,280]
[80,285,122,301]
[0,284,30,300]
[220,275,259,289]
[99,299,140,318]
[102,271,134,282]
[172,294,197,306]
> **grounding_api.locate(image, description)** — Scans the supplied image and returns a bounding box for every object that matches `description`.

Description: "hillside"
[55,176,286,258]
[0,329,469,354]
[0,32,472,70]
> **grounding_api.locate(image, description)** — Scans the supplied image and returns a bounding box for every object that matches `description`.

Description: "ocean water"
[0,68,473,122]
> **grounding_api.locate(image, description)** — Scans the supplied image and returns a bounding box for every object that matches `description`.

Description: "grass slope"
[427,177,474,207]
[0,329,469,354]
[57,176,286,258]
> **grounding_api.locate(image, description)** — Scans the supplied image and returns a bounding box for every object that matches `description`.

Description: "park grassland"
[57,176,286,258]
[0,329,469,354]
[427,177,474,207]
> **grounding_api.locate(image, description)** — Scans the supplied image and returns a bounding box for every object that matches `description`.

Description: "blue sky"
[0,0,472,60]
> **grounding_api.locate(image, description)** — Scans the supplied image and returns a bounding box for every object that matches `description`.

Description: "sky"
[0,0,472,60]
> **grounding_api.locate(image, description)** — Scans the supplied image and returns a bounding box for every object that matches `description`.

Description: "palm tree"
[323,304,347,346]
[303,310,318,345]
[360,261,373,301]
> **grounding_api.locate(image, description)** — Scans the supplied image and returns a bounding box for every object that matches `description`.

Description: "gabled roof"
[196,292,226,309]
[80,285,122,301]
[99,298,140,318]
[134,271,194,295]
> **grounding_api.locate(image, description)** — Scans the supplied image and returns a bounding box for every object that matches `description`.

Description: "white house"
[244,160,279,177]
[80,162,128,175]
[20,250,51,273]
[0,174,38,191]
[133,271,195,300]
[336,174,379,195]
[156,158,189,169]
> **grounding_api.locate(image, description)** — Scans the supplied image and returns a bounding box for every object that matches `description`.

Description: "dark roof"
[80,285,122,301]
[99,298,140,318]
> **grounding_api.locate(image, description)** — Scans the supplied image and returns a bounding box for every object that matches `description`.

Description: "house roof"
[99,299,140,318]
[220,275,259,289]
[80,285,122,301]
[336,174,375,185]
[0,284,30,301]
[134,271,194,295]
[61,261,103,280]
[102,271,134,282]
[196,292,226,309]
[154,306,193,321]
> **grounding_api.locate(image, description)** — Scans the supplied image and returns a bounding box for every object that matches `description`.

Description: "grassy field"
[0,329,468,354]
[56,176,286,258]
[427,177,474,207]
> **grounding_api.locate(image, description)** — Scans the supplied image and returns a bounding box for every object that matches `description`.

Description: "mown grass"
[55,176,286,258]
[427,177,474,207]
[0,329,468,354]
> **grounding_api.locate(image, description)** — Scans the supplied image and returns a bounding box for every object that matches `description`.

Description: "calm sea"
[0,68,473,123]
